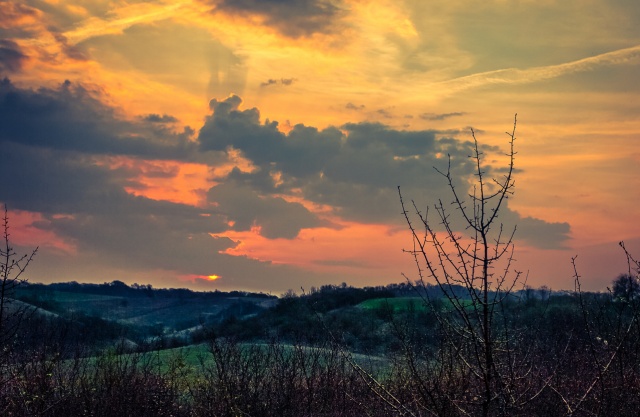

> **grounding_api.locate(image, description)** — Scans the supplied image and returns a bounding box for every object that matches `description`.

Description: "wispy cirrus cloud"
[435,45,640,94]
[63,2,192,45]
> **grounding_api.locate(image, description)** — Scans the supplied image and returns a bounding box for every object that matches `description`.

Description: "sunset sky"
[1,0,639,293]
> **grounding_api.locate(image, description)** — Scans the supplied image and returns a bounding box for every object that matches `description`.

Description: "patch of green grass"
[358,297,428,312]
[359,296,479,313]
[82,341,389,377]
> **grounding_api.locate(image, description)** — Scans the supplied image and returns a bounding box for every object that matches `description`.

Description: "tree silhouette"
[611,273,640,302]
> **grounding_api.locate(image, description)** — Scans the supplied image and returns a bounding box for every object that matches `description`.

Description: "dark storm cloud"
[210,0,343,38]
[0,40,27,73]
[420,112,467,121]
[198,95,571,247]
[0,79,196,159]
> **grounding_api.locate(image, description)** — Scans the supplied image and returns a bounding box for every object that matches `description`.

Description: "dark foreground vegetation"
[2,277,640,416]
[2,119,640,416]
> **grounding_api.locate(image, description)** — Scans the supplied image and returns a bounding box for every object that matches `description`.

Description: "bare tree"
[0,204,37,352]
[398,115,535,416]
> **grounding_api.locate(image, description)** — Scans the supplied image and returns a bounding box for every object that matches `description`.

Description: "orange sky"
[2,0,639,293]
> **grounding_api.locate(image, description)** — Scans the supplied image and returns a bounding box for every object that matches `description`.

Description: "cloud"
[436,45,640,94]
[61,2,190,45]
[206,41,247,99]
[72,21,247,100]
[0,79,197,160]
[260,78,296,87]
[0,80,344,290]
[0,138,238,269]
[0,79,237,276]
[0,82,307,290]
[52,32,88,61]
[517,216,571,250]
[420,112,466,121]
[198,95,570,248]
[0,75,572,291]
[2,141,320,292]
[143,114,179,124]
[345,102,365,111]
[0,40,27,73]
[376,108,394,119]
[0,2,42,32]
[208,181,326,239]
[209,0,344,38]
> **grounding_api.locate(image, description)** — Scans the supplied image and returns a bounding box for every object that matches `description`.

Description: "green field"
[358,296,478,312]
[358,297,428,311]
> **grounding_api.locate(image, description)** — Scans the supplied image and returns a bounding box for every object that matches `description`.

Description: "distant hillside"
[12,280,563,354]
[14,281,277,350]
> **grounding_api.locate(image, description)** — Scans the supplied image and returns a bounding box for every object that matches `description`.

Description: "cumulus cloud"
[197,95,570,248]
[209,0,344,38]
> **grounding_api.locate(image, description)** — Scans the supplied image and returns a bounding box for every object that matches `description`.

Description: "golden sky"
[2,0,639,292]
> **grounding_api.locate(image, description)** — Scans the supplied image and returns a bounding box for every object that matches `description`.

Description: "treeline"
[19,280,276,300]
[195,282,553,352]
